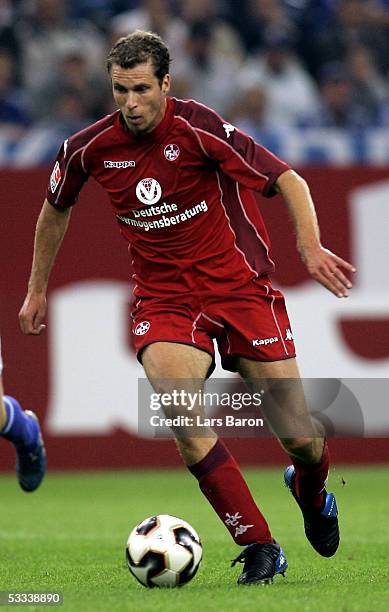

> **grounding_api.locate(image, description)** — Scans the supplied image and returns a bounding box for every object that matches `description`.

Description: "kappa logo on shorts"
[50,161,61,193]
[252,336,279,347]
[134,321,150,336]
[164,144,180,161]
[136,178,162,205]
[285,328,294,341]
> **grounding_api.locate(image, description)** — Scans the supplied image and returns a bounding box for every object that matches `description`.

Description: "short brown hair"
[106,30,171,85]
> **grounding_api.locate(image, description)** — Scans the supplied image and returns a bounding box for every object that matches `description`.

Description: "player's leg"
[142,341,216,463]
[237,356,339,557]
[0,343,46,492]
[141,341,274,550]
[213,276,338,560]
[238,357,326,479]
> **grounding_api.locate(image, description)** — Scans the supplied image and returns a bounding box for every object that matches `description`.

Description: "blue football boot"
[284,465,339,557]
[16,411,47,492]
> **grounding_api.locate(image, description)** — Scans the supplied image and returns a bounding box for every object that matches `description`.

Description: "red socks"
[292,442,330,509]
[188,440,272,545]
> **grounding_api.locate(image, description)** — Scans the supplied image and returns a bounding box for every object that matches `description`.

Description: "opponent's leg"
[0,368,46,493]
[238,357,339,558]
[142,342,274,554]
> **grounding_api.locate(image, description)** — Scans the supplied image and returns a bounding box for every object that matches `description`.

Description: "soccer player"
[0,339,46,491]
[19,31,354,584]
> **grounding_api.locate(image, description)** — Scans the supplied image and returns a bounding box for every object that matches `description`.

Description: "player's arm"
[19,200,71,335]
[275,169,356,298]
[19,130,89,334]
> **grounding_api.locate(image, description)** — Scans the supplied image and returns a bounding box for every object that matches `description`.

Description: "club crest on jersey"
[164,143,180,161]
[136,178,162,205]
[50,161,61,193]
[134,321,150,336]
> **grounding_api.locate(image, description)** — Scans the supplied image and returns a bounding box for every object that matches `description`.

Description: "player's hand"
[299,244,356,297]
[19,292,47,335]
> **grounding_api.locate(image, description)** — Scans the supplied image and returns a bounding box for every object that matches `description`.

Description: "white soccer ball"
[126,514,203,587]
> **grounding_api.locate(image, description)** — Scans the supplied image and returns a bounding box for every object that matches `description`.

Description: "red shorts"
[131,277,296,374]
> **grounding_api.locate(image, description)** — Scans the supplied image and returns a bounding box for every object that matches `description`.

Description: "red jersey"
[46,97,290,298]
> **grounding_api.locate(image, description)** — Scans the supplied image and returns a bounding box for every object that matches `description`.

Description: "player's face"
[111,61,170,135]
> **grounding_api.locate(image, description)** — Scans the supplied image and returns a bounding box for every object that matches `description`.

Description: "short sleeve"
[177,99,290,197]
[46,137,89,208]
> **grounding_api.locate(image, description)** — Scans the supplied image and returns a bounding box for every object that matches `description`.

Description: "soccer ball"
[126,514,203,587]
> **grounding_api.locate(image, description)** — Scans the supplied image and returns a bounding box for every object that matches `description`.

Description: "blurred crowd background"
[2,0,389,165]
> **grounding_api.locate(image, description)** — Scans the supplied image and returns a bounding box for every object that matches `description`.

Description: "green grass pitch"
[0,465,388,611]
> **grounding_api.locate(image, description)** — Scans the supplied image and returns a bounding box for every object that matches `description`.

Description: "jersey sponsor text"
[117,200,208,232]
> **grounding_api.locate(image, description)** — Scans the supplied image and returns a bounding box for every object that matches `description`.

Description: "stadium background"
[1,0,389,469]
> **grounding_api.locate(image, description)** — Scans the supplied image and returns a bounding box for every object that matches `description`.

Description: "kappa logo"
[225,512,242,527]
[136,178,162,205]
[234,524,254,537]
[225,513,254,537]
[252,336,279,347]
[50,161,61,193]
[134,321,150,336]
[104,160,136,169]
[164,143,180,161]
[285,328,294,341]
[223,123,235,138]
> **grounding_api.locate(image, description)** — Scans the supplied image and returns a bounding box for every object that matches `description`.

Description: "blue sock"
[1,396,38,451]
